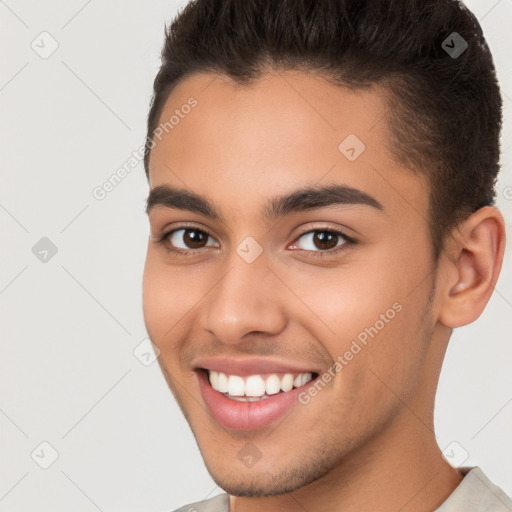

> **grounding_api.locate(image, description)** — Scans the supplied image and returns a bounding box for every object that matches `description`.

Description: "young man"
[142,0,511,510]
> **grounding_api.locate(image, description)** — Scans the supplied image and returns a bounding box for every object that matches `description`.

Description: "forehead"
[147,70,428,222]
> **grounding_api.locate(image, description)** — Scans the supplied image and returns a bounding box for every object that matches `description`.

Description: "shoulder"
[437,466,512,512]
[171,493,230,512]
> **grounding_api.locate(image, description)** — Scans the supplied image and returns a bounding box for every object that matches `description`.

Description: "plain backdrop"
[0,1,511,510]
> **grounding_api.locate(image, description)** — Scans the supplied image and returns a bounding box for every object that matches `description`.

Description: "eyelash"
[155,225,356,260]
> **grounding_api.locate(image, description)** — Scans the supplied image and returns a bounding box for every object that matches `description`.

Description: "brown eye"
[294,229,349,252]
[168,228,217,250]
[312,231,340,250]
[183,229,207,248]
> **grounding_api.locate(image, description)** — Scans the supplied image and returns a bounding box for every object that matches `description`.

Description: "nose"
[201,254,288,345]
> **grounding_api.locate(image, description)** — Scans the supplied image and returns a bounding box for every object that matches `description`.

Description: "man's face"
[143,71,444,496]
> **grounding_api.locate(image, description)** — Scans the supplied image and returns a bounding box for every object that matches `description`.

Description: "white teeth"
[228,395,271,402]
[265,374,282,395]
[207,370,314,398]
[209,370,219,389]
[245,375,266,397]
[217,372,228,393]
[227,375,245,396]
[280,373,294,392]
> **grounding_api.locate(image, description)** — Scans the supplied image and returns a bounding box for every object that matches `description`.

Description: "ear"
[437,206,506,328]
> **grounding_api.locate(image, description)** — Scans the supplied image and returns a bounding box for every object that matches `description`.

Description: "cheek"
[286,255,430,388]
[282,262,396,345]
[142,252,185,343]
[333,285,433,417]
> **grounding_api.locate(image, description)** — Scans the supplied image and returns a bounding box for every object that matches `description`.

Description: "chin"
[203,450,337,498]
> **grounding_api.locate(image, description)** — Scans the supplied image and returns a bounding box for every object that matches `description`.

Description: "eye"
[290,227,355,258]
[155,225,356,259]
[156,227,219,256]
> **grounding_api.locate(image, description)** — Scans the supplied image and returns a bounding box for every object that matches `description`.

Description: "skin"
[142,70,506,512]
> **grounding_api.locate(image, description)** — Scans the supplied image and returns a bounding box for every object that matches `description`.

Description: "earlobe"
[438,206,506,328]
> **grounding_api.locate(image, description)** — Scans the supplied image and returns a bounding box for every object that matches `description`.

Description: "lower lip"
[196,370,317,431]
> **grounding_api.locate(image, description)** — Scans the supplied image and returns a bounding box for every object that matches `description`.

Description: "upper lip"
[193,357,320,376]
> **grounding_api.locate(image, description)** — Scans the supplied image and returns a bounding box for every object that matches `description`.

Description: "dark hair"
[144,0,502,263]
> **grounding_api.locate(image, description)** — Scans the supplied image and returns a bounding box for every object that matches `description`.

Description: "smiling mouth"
[199,368,320,401]
[195,367,323,430]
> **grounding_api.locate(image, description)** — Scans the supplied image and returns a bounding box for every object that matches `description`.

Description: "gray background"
[0,0,511,510]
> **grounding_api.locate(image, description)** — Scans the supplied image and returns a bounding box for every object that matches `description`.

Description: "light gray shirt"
[172,466,512,512]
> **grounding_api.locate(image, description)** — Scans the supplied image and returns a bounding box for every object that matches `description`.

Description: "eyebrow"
[145,183,384,221]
